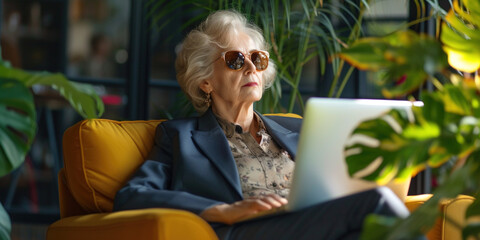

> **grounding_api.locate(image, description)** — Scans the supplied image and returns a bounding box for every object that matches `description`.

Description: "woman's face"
[202,33,265,109]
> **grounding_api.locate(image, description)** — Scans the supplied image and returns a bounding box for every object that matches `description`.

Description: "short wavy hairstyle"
[175,10,277,113]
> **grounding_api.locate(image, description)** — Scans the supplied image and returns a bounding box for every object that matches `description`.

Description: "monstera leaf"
[0,79,36,177]
[346,83,480,183]
[345,106,437,184]
[0,57,104,240]
[338,30,448,98]
[0,79,34,240]
[0,64,104,176]
[0,203,10,240]
[441,0,480,73]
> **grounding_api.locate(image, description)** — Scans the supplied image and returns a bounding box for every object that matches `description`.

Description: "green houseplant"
[0,53,104,239]
[338,0,480,239]
[149,0,371,113]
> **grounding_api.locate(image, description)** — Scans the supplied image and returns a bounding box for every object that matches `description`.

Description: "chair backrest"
[59,114,300,218]
[60,119,164,217]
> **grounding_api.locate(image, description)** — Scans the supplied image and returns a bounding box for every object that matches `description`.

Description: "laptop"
[236,97,422,222]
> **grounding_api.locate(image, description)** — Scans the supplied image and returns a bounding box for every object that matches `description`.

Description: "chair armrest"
[404,194,434,212]
[404,194,475,240]
[46,208,218,240]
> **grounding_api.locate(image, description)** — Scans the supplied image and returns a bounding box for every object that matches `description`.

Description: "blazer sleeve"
[113,123,225,215]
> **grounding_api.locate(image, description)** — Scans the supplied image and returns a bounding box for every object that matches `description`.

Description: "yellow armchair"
[46,119,218,240]
[46,118,473,240]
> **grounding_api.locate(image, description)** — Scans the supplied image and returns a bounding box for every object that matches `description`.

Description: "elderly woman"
[114,10,413,240]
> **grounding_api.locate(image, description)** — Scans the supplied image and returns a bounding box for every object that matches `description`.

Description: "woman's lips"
[243,82,258,87]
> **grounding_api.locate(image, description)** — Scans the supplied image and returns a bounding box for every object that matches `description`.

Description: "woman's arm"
[113,123,225,214]
[113,160,226,214]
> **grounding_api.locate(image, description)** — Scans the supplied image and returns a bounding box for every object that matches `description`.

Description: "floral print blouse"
[215,113,295,199]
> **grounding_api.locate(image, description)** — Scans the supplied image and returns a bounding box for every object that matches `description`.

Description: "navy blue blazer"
[113,108,302,215]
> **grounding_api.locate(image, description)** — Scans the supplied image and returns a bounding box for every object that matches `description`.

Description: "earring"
[205,92,212,107]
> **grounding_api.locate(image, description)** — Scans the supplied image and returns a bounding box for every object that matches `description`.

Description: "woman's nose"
[243,56,257,74]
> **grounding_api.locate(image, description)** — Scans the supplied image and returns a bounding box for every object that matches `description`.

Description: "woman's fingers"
[199,194,289,224]
[266,194,288,205]
[236,198,271,211]
[246,194,288,209]
[257,196,282,207]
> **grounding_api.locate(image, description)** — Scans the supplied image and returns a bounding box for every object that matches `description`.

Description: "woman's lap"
[215,187,408,240]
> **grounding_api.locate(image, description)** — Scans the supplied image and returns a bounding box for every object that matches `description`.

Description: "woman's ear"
[199,80,212,94]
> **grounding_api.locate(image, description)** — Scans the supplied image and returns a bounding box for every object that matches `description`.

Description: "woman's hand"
[199,194,288,225]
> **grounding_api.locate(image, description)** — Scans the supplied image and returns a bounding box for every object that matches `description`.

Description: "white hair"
[175,10,277,113]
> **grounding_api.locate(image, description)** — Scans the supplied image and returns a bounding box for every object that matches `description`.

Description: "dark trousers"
[214,187,412,240]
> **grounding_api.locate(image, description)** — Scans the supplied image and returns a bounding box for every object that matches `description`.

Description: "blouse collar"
[214,112,266,138]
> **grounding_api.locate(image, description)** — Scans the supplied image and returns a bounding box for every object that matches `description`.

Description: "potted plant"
[0,53,104,239]
[338,0,480,238]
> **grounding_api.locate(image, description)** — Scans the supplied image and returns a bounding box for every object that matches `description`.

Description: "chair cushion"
[47,209,218,240]
[63,119,164,213]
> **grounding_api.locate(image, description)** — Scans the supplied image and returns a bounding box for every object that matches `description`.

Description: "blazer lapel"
[259,113,300,159]
[191,109,243,199]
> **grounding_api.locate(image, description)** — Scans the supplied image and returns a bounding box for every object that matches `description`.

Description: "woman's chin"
[242,87,262,99]
[244,93,263,103]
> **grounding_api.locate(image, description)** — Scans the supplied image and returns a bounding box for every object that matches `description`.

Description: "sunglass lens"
[224,51,245,70]
[251,52,269,71]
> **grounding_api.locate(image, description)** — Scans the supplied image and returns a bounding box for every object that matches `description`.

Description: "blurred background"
[0,0,442,239]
